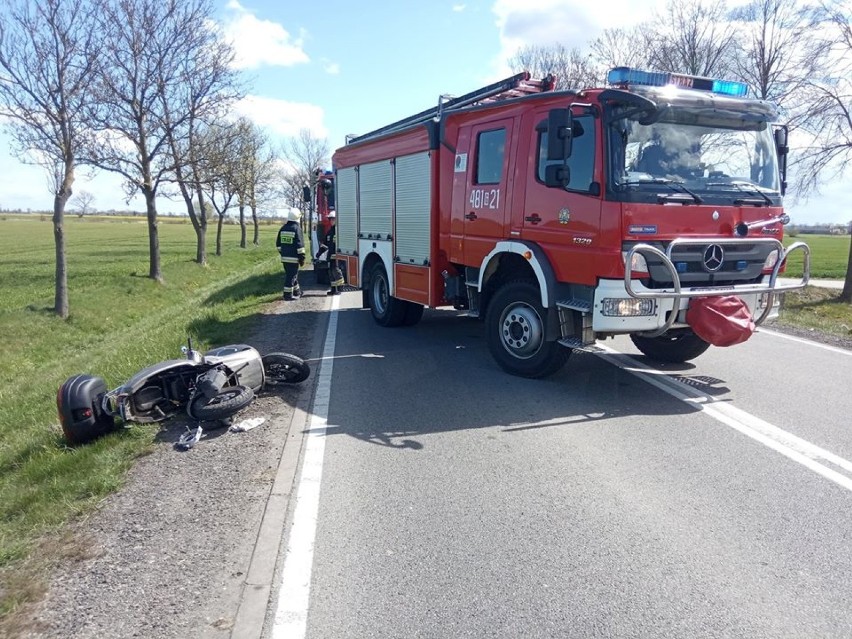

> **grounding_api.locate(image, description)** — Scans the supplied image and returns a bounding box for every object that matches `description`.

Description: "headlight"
[601,298,656,317]
[622,250,649,276]
[762,250,780,273]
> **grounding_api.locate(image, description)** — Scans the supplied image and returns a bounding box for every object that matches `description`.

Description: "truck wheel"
[189,385,254,421]
[369,263,406,327]
[630,329,710,363]
[485,280,570,378]
[401,301,424,326]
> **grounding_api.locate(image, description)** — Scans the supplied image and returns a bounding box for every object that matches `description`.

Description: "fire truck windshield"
[607,104,780,205]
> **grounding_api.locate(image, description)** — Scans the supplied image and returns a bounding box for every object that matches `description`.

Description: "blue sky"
[1,0,849,224]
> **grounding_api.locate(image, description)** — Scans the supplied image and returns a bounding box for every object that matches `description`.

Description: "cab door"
[462,118,514,265]
[520,109,603,286]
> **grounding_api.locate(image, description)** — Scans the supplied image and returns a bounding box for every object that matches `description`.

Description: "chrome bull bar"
[623,238,811,338]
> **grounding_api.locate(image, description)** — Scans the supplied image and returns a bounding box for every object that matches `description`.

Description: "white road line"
[757,327,852,356]
[272,295,340,639]
[596,344,852,493]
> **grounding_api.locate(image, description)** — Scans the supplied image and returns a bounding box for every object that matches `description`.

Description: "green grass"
[777,286,852,339]
[0,215,288,620]
[784,234,850,279]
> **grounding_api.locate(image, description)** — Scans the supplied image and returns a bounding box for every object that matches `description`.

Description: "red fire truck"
[308,168,336,284]
[332,68,811,378]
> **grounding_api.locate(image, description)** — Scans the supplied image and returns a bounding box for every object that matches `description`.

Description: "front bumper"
[593,238,810,336]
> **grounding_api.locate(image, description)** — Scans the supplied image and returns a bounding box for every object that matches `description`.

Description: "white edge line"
[596,344,852,494]
[758,327,852,356]
[271,295,340,639]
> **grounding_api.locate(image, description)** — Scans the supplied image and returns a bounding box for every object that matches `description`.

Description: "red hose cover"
[686,295,756,347]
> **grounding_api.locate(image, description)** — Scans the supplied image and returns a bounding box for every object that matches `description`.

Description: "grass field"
[0,215,289,619]
[784,234,850,279]
[0,217,848,623]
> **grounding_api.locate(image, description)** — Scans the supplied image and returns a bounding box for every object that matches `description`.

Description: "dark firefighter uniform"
[276,212,305,301]
[316,213,344,295]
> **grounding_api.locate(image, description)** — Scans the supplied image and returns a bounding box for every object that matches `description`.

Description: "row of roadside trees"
[0,0,331,319]
[508,0,852,301]
[2,0,851,319]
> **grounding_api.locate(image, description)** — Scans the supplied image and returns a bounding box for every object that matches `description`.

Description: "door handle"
[525,214,541,224]
[465,212,478,221]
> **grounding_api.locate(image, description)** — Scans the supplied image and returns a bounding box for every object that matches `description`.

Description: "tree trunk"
[143,187,162,282]
[193,184,207,265]
[52,183,72,319]
[841,228,852,303]
[251,205,259,246]
[216,214,224,256]
[238,204,247,248]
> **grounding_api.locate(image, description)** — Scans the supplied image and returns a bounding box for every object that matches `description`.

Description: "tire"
[369,263,406,327]
[485,280,570,378]
[263,353,311,385]
[189,385,254,421]
[57,374,116,445]
[630,329,710,363]
[401,301,424,327]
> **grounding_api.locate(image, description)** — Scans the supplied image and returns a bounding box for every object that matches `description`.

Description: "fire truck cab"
[332,68,811,378]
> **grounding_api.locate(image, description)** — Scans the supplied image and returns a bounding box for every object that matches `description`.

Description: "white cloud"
[223,1,309,70]
[453,3,467,11]
[233,94,328,139]
[490,0,759,69]
[322,60,340,75]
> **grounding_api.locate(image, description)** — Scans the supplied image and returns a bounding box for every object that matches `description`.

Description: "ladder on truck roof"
[346,71,557,145]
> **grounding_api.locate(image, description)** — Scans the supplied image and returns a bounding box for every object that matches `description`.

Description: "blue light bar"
[607,67,750,98]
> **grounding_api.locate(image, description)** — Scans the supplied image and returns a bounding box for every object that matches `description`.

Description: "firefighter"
[276,209,305,301]
[315,210,344,295]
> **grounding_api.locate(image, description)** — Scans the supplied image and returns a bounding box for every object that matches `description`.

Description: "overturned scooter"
[57,339,310,445]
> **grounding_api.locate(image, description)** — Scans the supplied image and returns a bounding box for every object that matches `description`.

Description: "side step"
[557,336,603,352]
[556,299,597,350]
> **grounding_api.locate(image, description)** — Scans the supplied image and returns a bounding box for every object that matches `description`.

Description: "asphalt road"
[268,292,852,639]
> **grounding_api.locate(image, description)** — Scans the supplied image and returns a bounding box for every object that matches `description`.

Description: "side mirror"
[774,125,789,195]
[774,126,788,154]
[544,164,571,189]
[547,108,574,161]
[302,185,311,203]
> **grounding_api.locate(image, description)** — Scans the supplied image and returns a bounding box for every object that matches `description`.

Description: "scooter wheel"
[262,353,310,385]
[189,385,254,421]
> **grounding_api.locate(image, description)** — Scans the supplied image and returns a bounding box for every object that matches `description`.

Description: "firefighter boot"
[293,285,303,298]
[326,286,340,296]
[283,291,294,301]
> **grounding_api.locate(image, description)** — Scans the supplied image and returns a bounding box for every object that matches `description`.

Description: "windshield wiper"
[707,181,772,206]
[624,176,704,204]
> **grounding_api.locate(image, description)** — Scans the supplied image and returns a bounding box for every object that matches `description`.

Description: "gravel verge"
[15,276,332,639]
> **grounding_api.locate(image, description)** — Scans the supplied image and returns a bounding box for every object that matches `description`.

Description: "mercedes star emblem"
[702,244,725,272]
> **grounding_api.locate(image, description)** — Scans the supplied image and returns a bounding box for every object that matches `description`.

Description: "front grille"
[626,241,775,289]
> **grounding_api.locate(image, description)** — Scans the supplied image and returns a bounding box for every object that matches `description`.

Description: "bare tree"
[647,0,739,77]
[71,190,96,217]
[233,119,278,247]
[0,0,100,318]
[198,123,242,256]
[507,43,602,90]
[161,14,241,265]
[794,0,852,301]
[590,26,655,72]
[729,0,813,104]
[281,128,330,237]
[83,0,224,282]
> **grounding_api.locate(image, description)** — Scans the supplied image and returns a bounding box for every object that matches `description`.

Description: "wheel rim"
[372,272,388,315]
[498,302,544,359]
[208,388,241,405]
